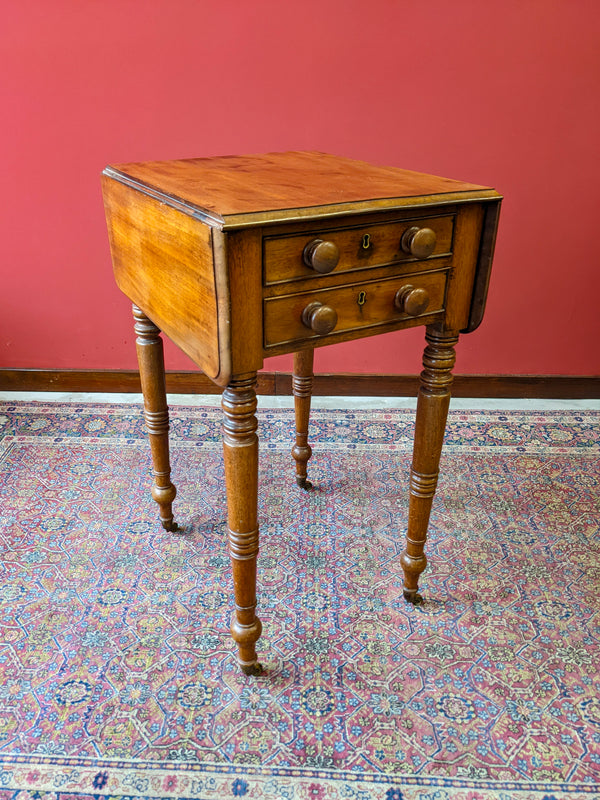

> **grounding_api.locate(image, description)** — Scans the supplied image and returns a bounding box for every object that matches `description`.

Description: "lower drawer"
[264,271,446,348]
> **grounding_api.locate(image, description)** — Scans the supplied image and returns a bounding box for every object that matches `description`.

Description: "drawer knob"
[394,285,430,316]
[401,226,437,258]
[303,239,340,273]
[302,301,338,335]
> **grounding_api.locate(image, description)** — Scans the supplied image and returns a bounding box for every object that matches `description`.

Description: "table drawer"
[263,214,453,286]
[264,271,446,348]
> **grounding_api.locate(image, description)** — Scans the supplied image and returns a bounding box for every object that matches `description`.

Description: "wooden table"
[102,151,501,675]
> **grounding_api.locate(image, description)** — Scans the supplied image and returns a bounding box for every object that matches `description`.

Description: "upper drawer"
[263,214,454,286]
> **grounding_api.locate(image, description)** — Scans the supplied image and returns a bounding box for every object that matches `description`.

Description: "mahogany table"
[102,151,501,675]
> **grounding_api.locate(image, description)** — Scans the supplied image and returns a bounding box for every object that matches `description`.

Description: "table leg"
[292,348,314,490]
[222,374,263,675]
[132,304,178,532]
[401,326,458,602]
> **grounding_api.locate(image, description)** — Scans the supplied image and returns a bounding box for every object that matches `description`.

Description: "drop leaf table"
[102,151,501,675]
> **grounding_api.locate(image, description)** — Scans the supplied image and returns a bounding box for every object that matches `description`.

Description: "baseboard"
[1,369,598,398]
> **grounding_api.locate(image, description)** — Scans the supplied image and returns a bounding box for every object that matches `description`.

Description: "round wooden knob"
[400,226,437,258]
[301,301,338,334]
[303,239,340,273]
[394,285,430,316]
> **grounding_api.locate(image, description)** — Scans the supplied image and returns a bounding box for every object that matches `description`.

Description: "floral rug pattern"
[0,401,599,799]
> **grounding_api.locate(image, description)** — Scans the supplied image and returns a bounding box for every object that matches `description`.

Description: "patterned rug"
[0,400,599,800]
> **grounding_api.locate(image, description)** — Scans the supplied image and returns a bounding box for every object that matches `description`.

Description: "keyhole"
[358,291,367,306]
[362,233,371,249]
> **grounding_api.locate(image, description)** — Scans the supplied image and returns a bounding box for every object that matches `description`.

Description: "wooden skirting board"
[0,370,598,398]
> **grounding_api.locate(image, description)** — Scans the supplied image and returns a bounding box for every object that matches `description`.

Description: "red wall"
[3,0,599,377]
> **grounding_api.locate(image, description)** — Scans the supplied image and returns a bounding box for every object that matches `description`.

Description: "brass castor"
[240,662,263,676]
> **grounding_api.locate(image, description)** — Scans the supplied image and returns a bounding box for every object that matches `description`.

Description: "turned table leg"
[222,375,263,675]
[401,326,458,602]
[133,305,178,532]
[292,348,315,490]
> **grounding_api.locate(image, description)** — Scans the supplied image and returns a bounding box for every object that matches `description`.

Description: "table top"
[105,151,497,229]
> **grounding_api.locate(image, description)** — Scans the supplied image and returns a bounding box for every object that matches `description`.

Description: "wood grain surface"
[107,151,495,227]
[102,175,230,384]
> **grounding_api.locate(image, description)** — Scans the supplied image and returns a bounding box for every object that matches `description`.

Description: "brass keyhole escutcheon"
[362,233,371,249]
[358,290,367,307]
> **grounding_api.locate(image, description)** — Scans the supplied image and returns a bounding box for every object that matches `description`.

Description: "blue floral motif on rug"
[0,402,598,800]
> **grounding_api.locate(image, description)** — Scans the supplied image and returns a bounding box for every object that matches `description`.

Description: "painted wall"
[3,0,599,377]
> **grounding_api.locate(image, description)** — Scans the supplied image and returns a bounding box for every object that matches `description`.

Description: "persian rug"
[0,400,599,800]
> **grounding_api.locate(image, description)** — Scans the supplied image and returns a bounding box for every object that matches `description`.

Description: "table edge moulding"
[101,150,502,675]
